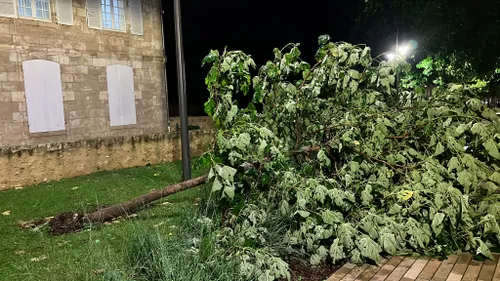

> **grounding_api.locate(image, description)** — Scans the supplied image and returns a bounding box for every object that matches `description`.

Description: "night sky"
[162,0,361,116]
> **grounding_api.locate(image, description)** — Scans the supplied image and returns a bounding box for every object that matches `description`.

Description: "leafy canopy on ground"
[200,35,500,281]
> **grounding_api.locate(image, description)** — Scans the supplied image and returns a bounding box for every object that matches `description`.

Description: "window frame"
[18,0,52,21]
[101,0,126,32]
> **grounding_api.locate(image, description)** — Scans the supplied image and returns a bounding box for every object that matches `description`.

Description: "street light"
[397,45,410,56]
[386,43,411,61]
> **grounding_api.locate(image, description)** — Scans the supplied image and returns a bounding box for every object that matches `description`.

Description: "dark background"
[162,0,363,116]
[161,0,500,117]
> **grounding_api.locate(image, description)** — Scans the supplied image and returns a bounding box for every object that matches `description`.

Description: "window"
[87,0,143,34]
[22,60,66,133]
[56,0,73,25]
[18,0,51,20]
[101,0,125,31]
[106,65,137,126]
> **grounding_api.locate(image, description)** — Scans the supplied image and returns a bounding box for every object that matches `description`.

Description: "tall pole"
[395,25,400,95]
[173,0,191,180]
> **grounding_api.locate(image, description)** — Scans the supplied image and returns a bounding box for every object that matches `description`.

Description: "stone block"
[63,91,75,101]
[9,52,21,62]
[99,91,108,100]
[4,122,25,134]
[0,34,12,44]
[59,56,70,65]
[1,82,23,92]
[8,72,20,82]
[12,112,26,123]
[0,92,11,102]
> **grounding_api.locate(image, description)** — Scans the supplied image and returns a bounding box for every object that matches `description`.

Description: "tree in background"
[355,0,499,74]
[355,0,499,105]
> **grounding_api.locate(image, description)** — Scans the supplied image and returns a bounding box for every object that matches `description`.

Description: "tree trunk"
[85,175,208,223]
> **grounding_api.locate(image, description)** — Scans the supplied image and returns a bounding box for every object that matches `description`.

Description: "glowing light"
[397,45,410,56]
[386,53,396,61]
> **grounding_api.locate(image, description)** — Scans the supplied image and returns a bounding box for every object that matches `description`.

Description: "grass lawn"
[0,161,208,281]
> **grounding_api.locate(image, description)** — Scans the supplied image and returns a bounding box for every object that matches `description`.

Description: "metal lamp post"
[173,0,191,180]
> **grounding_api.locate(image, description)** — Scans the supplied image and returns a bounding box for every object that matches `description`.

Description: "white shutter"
[23,60,66,133]
[57,0,74,25]
[0,0,16,18]
[129,0,143,35]
[106,65,137,126]
[86,0,102,29]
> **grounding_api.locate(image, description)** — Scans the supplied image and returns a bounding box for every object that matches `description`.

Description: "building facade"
[0,0,214,189]
[0,0,169,145]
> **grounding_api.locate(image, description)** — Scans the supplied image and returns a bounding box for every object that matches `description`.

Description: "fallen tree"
[198,36,500,280]
[48,175,208,235]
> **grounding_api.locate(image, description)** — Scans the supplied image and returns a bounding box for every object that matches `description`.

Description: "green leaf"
[474,238,493,259]
[482,108,498,121]
[310,254,322,266]
[317,149,331,167]
[483,139,500,159]
[258,140,268,156]
[297,210,310,218]
[218,166,237,182]
[361,184,373,205]
[489,172,500,185]
[406,219,430,249]
[434,142,445,156]
[322,210,343,225]
[357,236,382,263]
[226,105,238,124]
[457,170,473,191]
[431,213,445,236]
[471,123,488,137]
[204,99,216,116]
[236,133,251,150]
[388,204,402,215]
[329,238,345,263]
[259,127,274,139]
[379,232,397,255]
[349,80,359,93]
[318,34,331,45]
[212,178,223,192]
[351,249,363,264]
[447,157,461,172]
[348,69,360,79]
[223,184,235,198]
[337,223,356,249]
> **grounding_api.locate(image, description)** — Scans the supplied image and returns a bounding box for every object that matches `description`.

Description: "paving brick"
[433,255,460,281]
[385,257,417,281]
[463,259,484,281]
[328,263,357,281]
[445,253,473,281]
[370,256,405,281]
[355,258,389,281]
[478,255,498,281]
[403,257,430,280]
[493,255,500,281]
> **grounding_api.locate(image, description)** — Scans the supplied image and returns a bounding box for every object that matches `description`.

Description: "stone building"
[0,0,213,189]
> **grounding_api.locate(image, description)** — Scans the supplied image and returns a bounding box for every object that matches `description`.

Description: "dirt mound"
[278,260,340,281]
[49,212,84,235]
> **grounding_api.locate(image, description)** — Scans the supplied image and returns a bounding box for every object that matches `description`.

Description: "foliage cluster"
[356,0,500,76]
[200,35,500,281]
[401,53,500,97]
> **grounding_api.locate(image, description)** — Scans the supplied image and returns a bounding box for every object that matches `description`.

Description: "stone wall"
[0,0,167,146]
[0,129,215,190]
